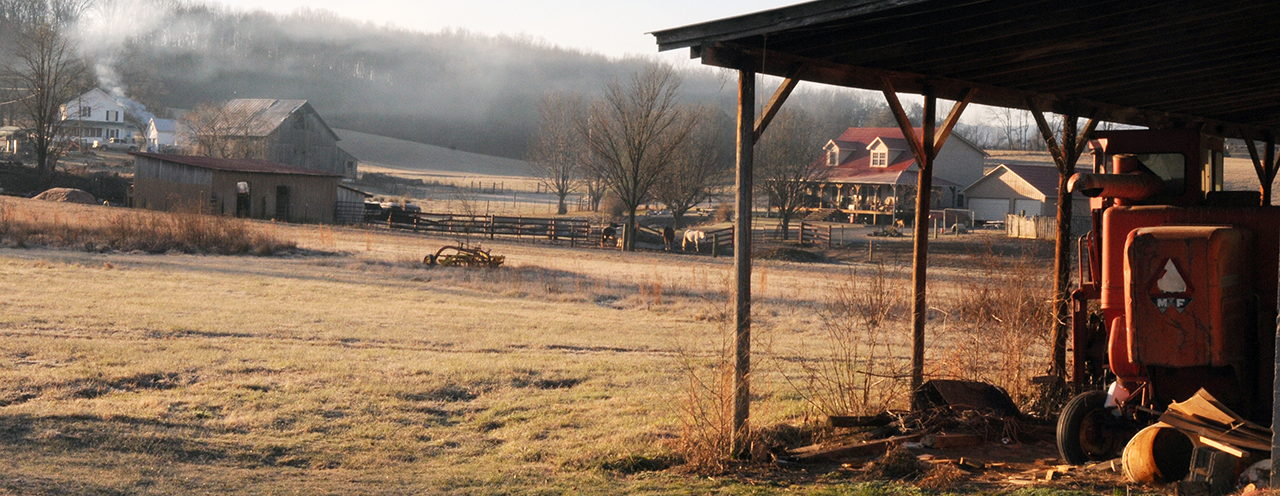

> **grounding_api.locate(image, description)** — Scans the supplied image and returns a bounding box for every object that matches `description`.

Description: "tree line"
[527,65,849,250]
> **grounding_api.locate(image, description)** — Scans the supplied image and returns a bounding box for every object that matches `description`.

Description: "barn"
[132,153,341,224]
[964,163,1089,223]
[218,99,358,179]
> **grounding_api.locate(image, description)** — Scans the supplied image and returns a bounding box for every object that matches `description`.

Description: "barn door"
[236,182,251,218]
[275,186,290,221]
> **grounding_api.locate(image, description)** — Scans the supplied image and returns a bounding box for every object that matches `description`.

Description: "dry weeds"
[0,195,1068,494]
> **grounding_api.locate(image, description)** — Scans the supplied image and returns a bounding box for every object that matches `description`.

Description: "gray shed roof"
[222,99,339,141]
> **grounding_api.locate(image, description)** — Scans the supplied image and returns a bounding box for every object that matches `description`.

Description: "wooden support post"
[1028,100,1098,379]
[731,70,755,457]
[881,79,973,397]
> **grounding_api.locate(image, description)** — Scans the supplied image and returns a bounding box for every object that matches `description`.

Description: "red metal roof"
[818,127,920,186]
[130,152,342,177]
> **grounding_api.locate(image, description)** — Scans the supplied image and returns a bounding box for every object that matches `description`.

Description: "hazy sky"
[208,0,805,60]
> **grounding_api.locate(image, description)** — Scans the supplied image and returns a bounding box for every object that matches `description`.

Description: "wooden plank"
[790,433,925,462]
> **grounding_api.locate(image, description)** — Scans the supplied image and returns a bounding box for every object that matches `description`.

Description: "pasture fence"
[384,210,592,246]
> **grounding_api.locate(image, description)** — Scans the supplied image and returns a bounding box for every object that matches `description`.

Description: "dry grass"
[0,197,295,255]
[0,195,1065,494]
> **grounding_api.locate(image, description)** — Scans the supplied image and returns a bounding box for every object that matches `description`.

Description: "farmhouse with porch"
[61,88,137,146]
[808,127,986,223]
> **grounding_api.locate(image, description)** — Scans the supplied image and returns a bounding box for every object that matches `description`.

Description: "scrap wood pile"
[776,380,1065,486]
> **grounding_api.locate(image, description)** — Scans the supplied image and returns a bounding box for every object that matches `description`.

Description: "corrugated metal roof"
[222,99,308,137]
[827,168,960,188]
[131,152,342,177]
[651,0,1280,141]
[218,99,340,142]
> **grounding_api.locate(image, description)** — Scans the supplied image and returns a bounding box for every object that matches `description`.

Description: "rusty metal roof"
[652,0,1280,141]
[131,153,342,177]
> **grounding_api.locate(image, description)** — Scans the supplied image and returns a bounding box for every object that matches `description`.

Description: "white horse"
[682,230,706,252]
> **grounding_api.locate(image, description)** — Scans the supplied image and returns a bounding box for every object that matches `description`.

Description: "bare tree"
[755,108,829,240]
[4,12,87,183]
[582,64,694,251]
[654,105,729,229]
[527,93,587,215]
[181,102,265,159]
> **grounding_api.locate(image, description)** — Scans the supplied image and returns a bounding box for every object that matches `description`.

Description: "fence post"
[712,234,718,258]
[827,226,832,249]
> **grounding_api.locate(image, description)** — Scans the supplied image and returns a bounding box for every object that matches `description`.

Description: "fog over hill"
[335,129,534,177]
[4,1,1014,161]
[77,1,737,159]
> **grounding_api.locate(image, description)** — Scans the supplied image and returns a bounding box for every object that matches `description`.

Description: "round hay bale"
[33,188,96,204]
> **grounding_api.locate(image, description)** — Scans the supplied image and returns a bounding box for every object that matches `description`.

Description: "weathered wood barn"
[132,153,341,224]
[651,0,1280,454]
[216,99,358,179]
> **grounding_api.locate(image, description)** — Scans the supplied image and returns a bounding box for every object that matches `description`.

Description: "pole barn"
[652,0,1280,459]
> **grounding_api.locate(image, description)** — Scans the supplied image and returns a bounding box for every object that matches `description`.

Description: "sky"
[207,0,806,60]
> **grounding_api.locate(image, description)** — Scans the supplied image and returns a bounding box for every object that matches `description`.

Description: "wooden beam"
[881,76,926,164]
[698,44,1280,143]
[933,87,977,152]
[731,69,755,457]
[753,72,801,144]
[1267,138,1276,206]
[1027,98,1067,171]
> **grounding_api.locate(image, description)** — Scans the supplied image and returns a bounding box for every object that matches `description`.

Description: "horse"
[662,226,675,251]
[600,223,618,248]
[682,229,706,252]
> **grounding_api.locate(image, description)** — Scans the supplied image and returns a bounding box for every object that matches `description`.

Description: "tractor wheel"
[1057,390,1123,464]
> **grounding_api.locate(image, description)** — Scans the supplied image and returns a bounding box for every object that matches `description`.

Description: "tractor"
[1057,129,1280,466]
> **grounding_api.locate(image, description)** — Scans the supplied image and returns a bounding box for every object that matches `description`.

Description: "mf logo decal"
[1149,258,1193,313]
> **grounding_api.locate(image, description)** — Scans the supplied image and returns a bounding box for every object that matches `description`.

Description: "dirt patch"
[33,188,96,204]
[755,247,828,263]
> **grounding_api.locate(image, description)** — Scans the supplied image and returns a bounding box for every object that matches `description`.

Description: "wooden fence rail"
[384,211,592,245]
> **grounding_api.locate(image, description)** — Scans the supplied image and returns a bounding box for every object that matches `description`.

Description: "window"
[827,149,838,166]
[870,150,888,167]
[1134,153,1186,196]
[79,107,91,118]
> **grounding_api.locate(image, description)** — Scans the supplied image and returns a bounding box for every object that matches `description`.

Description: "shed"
[132,152,341,224]
[336,184,372,224]
[651,0,1280,449]
[146,118,179,152]
[964,164,1089,222]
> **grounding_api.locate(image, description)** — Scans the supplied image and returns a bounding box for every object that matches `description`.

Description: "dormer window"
[827,149,838,166]
[871,150,888,167]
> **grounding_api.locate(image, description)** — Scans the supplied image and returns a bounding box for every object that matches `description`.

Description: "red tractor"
[1057,129,1280,464]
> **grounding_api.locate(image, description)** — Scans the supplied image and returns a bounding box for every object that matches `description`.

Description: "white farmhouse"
[61,88,136,146]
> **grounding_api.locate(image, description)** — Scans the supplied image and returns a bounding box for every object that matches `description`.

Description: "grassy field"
[0,196,1067,494]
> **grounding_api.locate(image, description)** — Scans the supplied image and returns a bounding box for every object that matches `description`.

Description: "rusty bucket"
[1122,423,1193,484]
